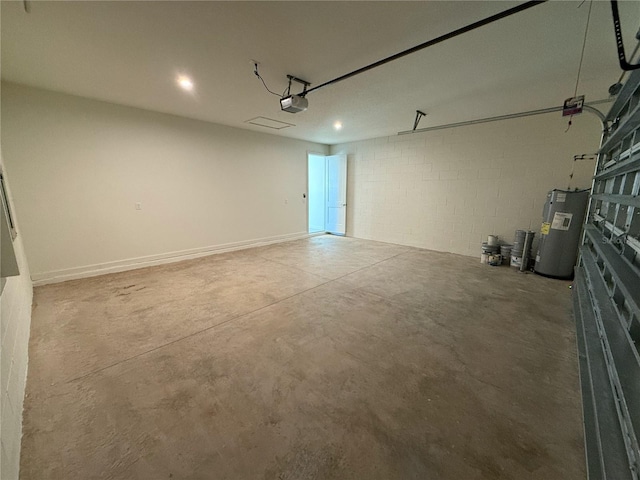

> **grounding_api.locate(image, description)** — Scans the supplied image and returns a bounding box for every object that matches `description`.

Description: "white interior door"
[307,154,326,233]
[325,154,347,235]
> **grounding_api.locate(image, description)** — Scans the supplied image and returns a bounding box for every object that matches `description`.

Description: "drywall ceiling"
[1,1,639,145]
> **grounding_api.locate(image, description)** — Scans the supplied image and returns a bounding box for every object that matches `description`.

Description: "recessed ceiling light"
[333,121,343,131]
[177,75,194,91]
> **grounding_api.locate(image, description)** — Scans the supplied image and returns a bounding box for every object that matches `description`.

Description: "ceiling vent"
[244,117,295,130]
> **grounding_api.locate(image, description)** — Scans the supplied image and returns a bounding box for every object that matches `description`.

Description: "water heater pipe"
[520,231,534,273]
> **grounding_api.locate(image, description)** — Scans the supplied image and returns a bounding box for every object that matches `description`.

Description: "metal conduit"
[397,99,610,136]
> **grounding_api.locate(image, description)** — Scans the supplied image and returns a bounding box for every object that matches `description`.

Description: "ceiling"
[2,1,639,145]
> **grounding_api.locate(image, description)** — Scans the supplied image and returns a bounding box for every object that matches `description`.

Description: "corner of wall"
[1,151,34,480]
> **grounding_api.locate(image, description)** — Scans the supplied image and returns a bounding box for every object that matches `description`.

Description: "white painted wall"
[0,152,33,480]
[1,83,328,283]
[331,112,603,257]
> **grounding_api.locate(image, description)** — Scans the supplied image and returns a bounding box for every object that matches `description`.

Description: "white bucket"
[488,254,502,266]
[510,255,522,268]
[487,235,498,246]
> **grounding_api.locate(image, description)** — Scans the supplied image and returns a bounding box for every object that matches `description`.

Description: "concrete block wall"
[1,155,33,480]
[331,112,603,257]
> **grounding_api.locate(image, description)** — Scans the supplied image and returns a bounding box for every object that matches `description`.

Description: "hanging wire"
[253,63,283,98]
[573,0,593,97]
[565,119,573,133]
[566,0,593,132]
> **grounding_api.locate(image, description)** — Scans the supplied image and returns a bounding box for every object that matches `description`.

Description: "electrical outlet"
[135,202,142,210]
[284,199,288,204]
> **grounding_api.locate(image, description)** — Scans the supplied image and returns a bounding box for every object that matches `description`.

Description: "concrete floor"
[21,236,585,479]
